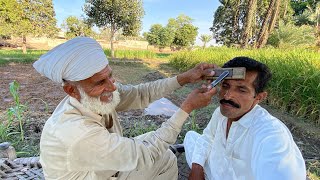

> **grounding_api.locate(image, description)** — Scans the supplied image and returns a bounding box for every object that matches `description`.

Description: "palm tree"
[199,34,212,48]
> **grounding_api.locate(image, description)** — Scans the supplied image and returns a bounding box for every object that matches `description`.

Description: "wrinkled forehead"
[79,65,111,84]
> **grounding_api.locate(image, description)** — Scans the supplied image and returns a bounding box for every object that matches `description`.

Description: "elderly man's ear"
[63,84,81,100]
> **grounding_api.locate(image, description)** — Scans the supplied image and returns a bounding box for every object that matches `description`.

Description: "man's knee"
[165,149,177,166]
[184,131,200,146]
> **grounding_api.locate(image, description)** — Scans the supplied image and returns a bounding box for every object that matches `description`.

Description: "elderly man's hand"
[181,85,217,114]
[177,63,218,86]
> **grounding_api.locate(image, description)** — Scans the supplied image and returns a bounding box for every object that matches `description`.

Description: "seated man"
[184,57,306,180]
[33,37,217,180]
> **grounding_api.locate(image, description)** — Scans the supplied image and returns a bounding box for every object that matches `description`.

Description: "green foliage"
[189,111,200,132]
[84,0,144,36]
[0,0,57,37]
[293,2,320,26]
[8,81,26,141]
[173,24,198,48]
[84,0,144,57]
[0,80,46,157]
[0,0,20,36]
[169,47,320,125]
[62,16,96,39]
[169,14,198,48]
[123,121,158,138]
[144,14,198,49]
[0,0,58,53]
[211,3,239,46]
[291,0,318,16]
[144,24,175,50]
[267,21,316,48]
[211,0,295,47]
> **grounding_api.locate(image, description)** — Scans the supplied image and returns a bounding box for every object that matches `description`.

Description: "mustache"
[220,99,240,108]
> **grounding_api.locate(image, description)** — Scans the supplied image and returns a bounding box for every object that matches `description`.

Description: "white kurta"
[184,105,306,180]
[40,77,189,180]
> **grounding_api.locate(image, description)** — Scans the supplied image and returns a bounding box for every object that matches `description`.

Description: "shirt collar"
[235,104,260,129]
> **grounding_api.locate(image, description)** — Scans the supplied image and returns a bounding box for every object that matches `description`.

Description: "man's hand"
[181,85,217,114]
[189,163,205,180]
[177,63,218,86]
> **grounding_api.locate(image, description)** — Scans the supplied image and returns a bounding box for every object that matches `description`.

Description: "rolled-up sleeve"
[116,77,181,111]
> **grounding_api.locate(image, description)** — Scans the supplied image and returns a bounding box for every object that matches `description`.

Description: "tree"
[0,0,20,36]
[267,21,316,48]
[144,14,198,50]
[144,24,174,51]
[84,0,144,58]
[0,0,58,53]
[210,2,238,46]
[211,0,294,47]
[199,34,212,48]
[168,14,198,49]
[173,24,198,49]
[62,16,95,39]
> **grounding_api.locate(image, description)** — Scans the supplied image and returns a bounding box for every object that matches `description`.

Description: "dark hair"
[222,56,272,93]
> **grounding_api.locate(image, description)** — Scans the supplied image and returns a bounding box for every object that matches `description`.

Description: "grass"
[104,49,156,59]
[0,50,46,66]
[0,80,41,157]
[169,47,320,126]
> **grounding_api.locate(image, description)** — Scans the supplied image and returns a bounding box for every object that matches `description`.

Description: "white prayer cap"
[33,37,109,84]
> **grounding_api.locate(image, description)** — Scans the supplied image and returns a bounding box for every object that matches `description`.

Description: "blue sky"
[52,0,220,45]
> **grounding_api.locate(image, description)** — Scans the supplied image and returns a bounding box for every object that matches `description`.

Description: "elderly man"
[184,57,306,180]
[33,37,217,180]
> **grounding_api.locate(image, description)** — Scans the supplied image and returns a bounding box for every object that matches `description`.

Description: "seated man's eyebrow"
[238,85,249,90]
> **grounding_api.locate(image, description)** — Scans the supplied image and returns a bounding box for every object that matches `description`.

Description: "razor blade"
[211,71,229,87]
[205,67,246,80]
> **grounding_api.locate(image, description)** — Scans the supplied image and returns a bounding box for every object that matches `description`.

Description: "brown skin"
[63,65,116,103]
[188,71,267,180]
[63,63,218,114]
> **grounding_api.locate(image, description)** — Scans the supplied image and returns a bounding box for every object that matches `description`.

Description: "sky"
[52,0,220,46]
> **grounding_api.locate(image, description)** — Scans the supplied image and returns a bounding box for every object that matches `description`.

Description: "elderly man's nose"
[105,79,117,92]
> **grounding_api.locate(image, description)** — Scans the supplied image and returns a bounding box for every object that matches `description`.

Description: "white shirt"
[192,105,306,180]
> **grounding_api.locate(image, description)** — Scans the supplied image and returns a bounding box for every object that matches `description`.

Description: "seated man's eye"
[239,88,247,93]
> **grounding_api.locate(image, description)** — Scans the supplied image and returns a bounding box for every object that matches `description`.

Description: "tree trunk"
[232,0,241,41]
[110,26,115,58]
[282,0,288,18]
[268,0,281,34]
[241,0,257,48]
[256,0,275,48]
[22,35,27,54]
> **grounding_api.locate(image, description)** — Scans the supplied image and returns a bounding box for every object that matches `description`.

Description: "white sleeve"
[191,108,220,166]
[251,126,306,180]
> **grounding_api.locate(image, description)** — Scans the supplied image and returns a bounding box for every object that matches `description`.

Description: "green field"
[1,48,320,126]
[169,47,320,126]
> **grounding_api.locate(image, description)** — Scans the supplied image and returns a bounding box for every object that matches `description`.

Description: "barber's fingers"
[198,63,218,70]
[197,86,217,96]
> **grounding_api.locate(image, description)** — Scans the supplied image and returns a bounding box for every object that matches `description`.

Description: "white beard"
[78,87,120,115]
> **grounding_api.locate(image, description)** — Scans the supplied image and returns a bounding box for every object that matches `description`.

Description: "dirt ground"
[0,63,319,179]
